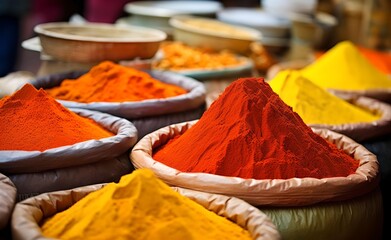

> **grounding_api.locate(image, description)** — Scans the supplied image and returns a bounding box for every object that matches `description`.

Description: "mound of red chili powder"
[0,84,113,151]
[153,78,359,179]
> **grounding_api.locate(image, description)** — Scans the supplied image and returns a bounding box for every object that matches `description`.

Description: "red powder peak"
[6,84,39,100]
[0,84,113,151]
[154,77,358,180]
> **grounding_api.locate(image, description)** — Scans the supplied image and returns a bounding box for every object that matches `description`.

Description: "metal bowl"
[170,15,262,54]
[217,8,291,38]
[34,22,167,63]
[123,1,222,37]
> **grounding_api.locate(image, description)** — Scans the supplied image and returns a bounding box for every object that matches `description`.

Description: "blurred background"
[0,0,390,77]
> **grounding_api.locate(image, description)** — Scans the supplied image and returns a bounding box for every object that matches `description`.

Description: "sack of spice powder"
[268,70,391,142]
[0,84,139,201]
[268,41,391,103]
[131,78,382,240]
[308,95,391,141]
[131,121,383,240]
[31,61,206,138]
[132,120,379,205]
[11,171,281,240]
[0,173,16,231]
[4,110,136,201]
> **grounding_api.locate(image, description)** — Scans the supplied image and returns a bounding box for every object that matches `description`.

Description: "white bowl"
[170,15,262,54]
[262,0,318,16]
[123,1,222,37]
[217,8,290,38]
[34,22,167,63]
[125,0,222,17]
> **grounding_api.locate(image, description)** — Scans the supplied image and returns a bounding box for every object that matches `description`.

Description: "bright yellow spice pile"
[41,169,252,240]
[269,70,380,125]
[301,41,391,90]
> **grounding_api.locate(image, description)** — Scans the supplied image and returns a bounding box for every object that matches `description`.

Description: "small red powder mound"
[153,78,359,179]
[0,84,114,151]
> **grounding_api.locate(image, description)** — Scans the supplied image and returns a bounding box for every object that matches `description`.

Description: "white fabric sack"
[0,108,137,200]
[131,120,379,206]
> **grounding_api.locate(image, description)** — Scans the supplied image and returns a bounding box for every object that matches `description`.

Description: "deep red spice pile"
[0,84,113,151]
[153,78,358,179]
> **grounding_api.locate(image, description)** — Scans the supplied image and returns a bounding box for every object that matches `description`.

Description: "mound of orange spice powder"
[154,78,359,179]
[46,61,187,103]
[0,84,113,151]
[152,41,247,71]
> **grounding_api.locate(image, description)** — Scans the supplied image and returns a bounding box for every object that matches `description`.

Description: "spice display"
[301,41,391,90]
[46,61,187,103]
[269,70,380,124]
[41,169,252,240]
[154,78,358,179]
[0,84,113,151]
[153,42,247,71]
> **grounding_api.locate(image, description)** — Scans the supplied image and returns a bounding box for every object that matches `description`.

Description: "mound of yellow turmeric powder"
[41,169,252,240]
[301,41,391,90]
[270,70,380,125]
[46,61,187,103]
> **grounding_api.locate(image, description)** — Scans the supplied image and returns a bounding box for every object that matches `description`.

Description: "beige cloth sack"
[330,88,391,104]
[11,184,281,240]
[131,120,379,206]
[309,96,391,141]
[259,189,383,240]
[0,174,16,230]
[0,108,137,201]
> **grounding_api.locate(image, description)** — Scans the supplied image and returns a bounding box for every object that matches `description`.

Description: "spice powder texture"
[46,61,187,103]
[0,84,113,151]
[154,78,358,179]
[301,41,391,90]
[41,169,252,240]
[269,70,380,125]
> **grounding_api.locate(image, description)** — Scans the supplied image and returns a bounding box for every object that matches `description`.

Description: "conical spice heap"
[269,70,380,125]
[41,169,252,240]
[0,84,113,151]
[154,78,358,179]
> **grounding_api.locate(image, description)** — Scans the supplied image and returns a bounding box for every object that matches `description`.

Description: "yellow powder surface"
[301,41,391,90]
[46,61,187,103]
[41,169,252,240]
[269,70,380,124]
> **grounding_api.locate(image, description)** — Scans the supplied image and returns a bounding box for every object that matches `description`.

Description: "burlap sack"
[31,70,206,119]
[308,96,391,141]
[0,174,16,230]
[11,184,281,240]
[0,108,137,200]
[131,120,379,206]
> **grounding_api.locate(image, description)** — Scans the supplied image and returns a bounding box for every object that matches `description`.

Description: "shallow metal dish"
[34,22,167,63]
[123,1,222,38]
